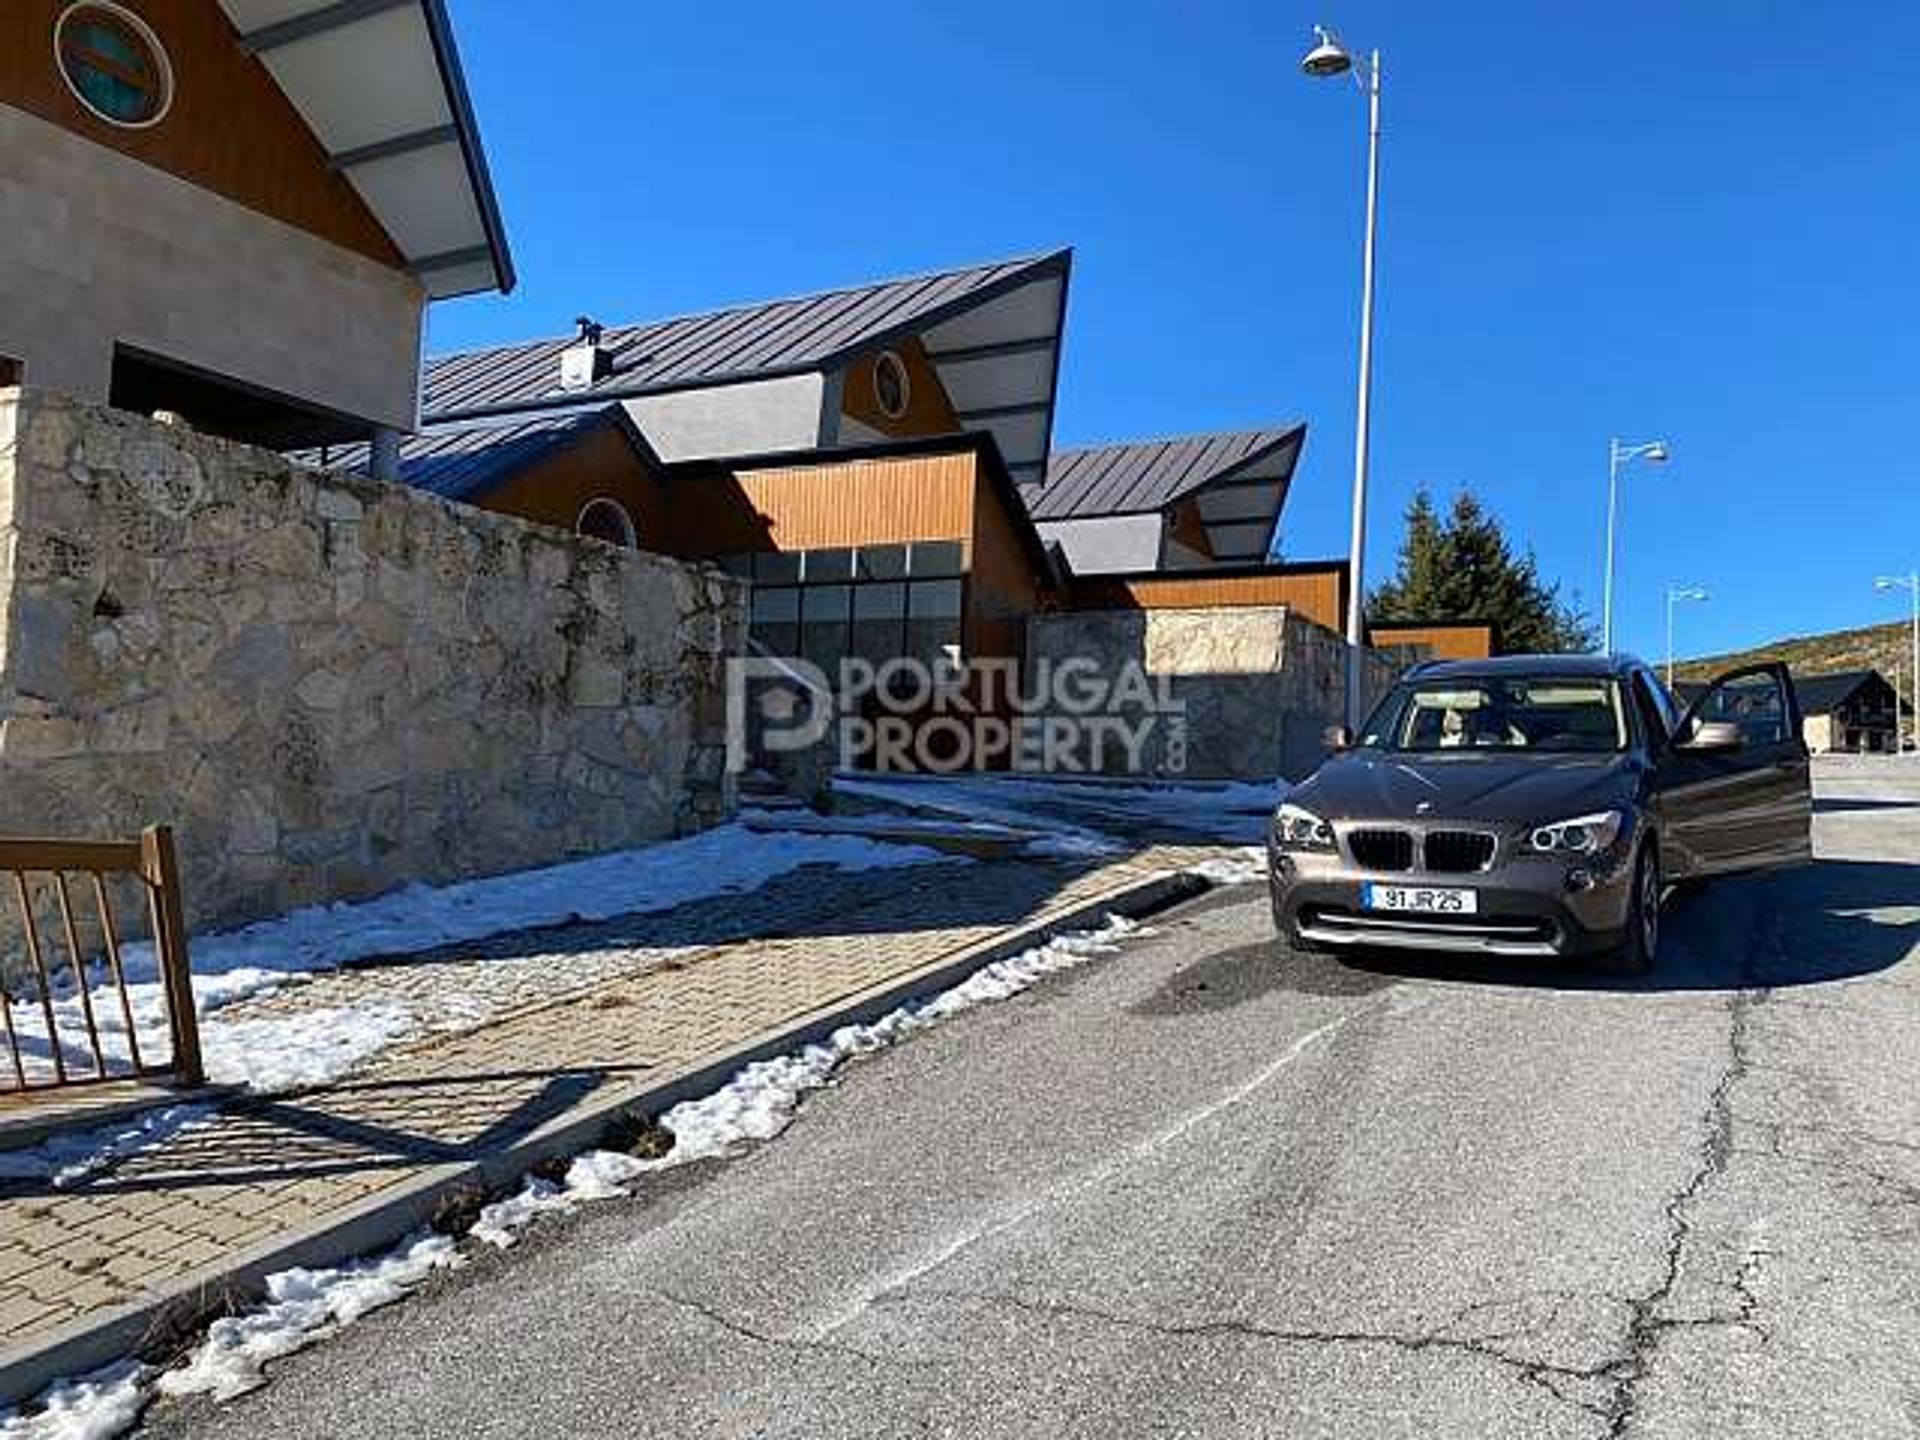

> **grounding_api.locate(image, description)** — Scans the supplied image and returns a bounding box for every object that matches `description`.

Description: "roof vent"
[560,316,612,391]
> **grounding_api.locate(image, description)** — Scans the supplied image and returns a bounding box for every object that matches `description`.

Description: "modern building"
[1,0,512,452]
[304,254,1395,685]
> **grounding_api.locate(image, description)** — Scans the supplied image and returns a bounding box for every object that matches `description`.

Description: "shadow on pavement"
[1304,858,1920,996]
[1813,796,1920,814]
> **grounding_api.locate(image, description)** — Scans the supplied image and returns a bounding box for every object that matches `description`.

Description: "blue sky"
[430,1,1918,663]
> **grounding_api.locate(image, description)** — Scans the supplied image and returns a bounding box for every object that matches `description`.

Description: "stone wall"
[1025,606,1405,781]
[0,388,745,946]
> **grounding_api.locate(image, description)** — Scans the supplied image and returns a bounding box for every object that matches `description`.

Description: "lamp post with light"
[1664,586,1708,691]
[1300,24,1381,729]
[1601,437,1671,654]
[1875,572,1920,753]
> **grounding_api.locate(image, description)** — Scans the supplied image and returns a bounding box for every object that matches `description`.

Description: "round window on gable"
[578,497,638,550]
[55,2,174,129]
[872,349,911,421]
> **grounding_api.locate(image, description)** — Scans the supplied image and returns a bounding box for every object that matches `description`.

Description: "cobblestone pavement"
[0,843,1230,1378]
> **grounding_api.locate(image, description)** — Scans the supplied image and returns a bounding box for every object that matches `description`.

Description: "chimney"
[560,316,612,391]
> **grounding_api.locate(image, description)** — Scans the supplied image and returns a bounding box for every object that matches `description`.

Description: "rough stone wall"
[1024,606,1403,781]
[0,388,744,944]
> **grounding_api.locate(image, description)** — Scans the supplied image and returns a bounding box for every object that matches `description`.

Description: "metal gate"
[0,825,202,1095]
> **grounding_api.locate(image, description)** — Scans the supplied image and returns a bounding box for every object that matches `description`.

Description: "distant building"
[1676,668,1902,754]
[1,0,512,452]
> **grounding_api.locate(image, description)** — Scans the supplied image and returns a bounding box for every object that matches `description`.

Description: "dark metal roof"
[1780,669,1892,714]
[294,407,647,503]
[420,251,1070,422]
[1025,425,1305,520]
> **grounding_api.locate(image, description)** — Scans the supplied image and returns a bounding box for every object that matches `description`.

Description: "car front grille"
[1424,830,1496,874]
[1347,828,1415,872]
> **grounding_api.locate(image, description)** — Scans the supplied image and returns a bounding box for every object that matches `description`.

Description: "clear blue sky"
[430,1,1918,663]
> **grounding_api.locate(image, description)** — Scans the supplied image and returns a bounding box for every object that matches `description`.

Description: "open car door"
[1659,663,1813,877]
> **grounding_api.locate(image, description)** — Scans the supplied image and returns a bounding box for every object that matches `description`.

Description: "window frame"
[54,1,174,130]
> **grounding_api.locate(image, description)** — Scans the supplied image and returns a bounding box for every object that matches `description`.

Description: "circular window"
[872,350,911,421]
[55,2,173,129]
[577,497,638,550]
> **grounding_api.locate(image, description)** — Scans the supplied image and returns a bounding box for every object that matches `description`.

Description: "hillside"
[1673,618,1915,686]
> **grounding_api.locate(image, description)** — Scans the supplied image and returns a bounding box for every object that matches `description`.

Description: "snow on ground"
[0,912,1152,1439]
[2,826,956,1097]
[833,771,1285,849]
[0,1103,219,1189]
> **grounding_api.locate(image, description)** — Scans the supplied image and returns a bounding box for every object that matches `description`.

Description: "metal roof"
[1024,425,1305,564]
[417,250,1071,475]
[216,0,514,298]
[295,408,641,502]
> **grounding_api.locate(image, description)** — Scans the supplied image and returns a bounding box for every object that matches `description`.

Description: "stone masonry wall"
[0,388,745,949]
[1025,606,1404,781]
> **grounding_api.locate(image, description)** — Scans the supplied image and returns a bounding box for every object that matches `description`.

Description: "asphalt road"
[145,756,1920,1438]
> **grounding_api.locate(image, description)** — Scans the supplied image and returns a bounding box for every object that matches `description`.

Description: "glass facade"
[733,542,966,668]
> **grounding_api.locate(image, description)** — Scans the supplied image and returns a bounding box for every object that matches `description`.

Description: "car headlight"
[1526,809,1625,856]
[1272,803,1335,851]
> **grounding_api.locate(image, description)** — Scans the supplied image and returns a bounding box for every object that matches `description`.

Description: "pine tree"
[1370,487,1596,654]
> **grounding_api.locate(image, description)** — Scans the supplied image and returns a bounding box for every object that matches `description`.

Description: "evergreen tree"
[1370,487,1596,653]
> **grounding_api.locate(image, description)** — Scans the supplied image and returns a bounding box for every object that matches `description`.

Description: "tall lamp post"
[1602,438,1671,654]
[1664,586,1708,691]
[1301,24,1382,729]
[1875,572,1920,753]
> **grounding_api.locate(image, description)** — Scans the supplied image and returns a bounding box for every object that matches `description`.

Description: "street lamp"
[1664,585,1708,691]
[1875,572,1920,753]
[1602,438,1671,654]
[1301,23,1382,730]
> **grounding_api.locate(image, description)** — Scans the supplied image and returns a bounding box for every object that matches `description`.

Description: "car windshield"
[1362,675,1628,754]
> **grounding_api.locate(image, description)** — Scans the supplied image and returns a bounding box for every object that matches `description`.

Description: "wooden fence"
[0,825,202,1096]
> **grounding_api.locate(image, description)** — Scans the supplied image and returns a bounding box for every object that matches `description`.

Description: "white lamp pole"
[1664,585,1708,691]
[1875,572,1920,753]
[1602,437,1671,654]
[1302,25,1382,728]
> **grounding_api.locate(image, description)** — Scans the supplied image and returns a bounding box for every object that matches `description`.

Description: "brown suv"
[1267,654,1812,971]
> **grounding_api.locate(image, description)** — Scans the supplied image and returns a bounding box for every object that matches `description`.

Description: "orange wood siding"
[1367,622,1497,660]
[477,422,672,548]
[965,471,1046,662]
[2,0,402,266]
[837,337,961,439]
[1068,566,1349,634]
[671,451,979,555]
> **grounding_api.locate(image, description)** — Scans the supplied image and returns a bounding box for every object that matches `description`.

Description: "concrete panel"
[1035,514,1165,575]
[625,374,827,462]
[0,105,422,431]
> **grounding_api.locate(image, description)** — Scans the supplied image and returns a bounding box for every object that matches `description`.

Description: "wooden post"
[141,825,203,1088]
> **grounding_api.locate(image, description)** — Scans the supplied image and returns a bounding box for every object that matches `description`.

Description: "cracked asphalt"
[143,756,1920,1438]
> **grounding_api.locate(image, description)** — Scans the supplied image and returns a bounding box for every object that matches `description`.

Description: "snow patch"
[0,1361,146,1440]
[0,1104,218,1189]
[155,1233,461,1403]
[1182,846,1269,886]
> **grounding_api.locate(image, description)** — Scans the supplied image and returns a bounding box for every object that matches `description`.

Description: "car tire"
[1614,843,1660,976]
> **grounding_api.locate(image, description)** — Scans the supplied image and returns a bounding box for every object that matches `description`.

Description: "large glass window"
[736,544,970,666]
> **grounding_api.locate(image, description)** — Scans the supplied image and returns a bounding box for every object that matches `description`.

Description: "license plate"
[1362,884,1478,915]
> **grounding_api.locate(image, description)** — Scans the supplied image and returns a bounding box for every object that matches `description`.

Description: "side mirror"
[1323,724,1353,751]
[1679,719,1745,753]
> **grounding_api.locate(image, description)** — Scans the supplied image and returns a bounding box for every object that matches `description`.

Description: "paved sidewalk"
[0,842,1232,1401]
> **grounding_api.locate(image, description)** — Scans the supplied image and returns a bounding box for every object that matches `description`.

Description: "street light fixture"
[1875,572,1920,753]
[1601,438,1671,654]
[1664,585,1708,691]
[1301,23,1383,729]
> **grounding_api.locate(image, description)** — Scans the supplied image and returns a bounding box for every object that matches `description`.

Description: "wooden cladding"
[837,337,961,440]
[1368,621,1498,660]
[1,0,403,267]
[1068,566,1349,635]
[672,450,980,556]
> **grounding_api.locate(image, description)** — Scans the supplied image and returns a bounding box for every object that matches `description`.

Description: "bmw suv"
[1267,654,1812,971]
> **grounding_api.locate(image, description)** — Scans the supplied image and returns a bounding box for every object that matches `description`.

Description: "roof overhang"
[913,252,1071,488]
[1184,429,1305,563]
[219,0,514,299]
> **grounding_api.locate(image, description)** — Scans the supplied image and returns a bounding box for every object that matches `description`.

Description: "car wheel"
[1616,843,1660,976]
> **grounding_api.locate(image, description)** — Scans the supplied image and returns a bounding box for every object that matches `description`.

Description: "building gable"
[2,0,402,266]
